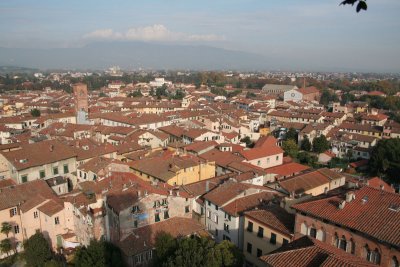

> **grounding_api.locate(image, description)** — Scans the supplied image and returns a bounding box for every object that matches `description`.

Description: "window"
[267,158,270,164]
[207,210,211,219]
[185,206,190,213]
[134,220,138,228]
[257,248,262,257]
[53,167,59,175]
[309,227,317,238]
[247,221,253,232]
[213,214,218,224]
[55,217,60,225]
[155,213,160,222]
[132,205,140,213]
[10,207,17,217]
[21,175,28,183]
[246,242,252,254]
[215,229,218,237]
[14,225,20,234]
[391,256,399,267]
[270,233,277,244]
[257,227,264,238]
[223,235,231,241]
[63,164,69,174]
[39,170,45,179]
[164,210,169,219]
[365,248,381,265]
[208,201,211,206]
[283,238,289,245]
[257,160,261,166]
[276,155,279,161]
[224,223,230,233]
[33,211,38,219]
[215,204,219,210]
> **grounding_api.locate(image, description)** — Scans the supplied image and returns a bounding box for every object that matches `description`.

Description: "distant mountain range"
[0,42,270,71]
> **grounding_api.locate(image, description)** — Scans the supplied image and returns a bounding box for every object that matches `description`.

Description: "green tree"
[282,139,299,158]
[1,222,12,238]
[155,233,243,267]
[240,136,254,148]
[312,135,330,153]
[99,92,107,97]
[30,108,41,117]
[0,238,12,256]
[369,139,400,183]
[245,91,256,99]
[285,128,298,142]
[128,90,143,98]
[297,152,318,167]
[300,136,312,152]
[173,89,185,100]
[154,232,177,266]
[24,232,52,267]
[74,239,124,267]
[215,240,243,267]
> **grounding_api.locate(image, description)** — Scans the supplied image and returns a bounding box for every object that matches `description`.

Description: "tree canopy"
[74,239,124,267]
[154,233,243,267]
[300,136,312,152]
[24,232,53,267]
[312,135,330,153]
[30,108,41,117]
[369,138,400,184]
[282,139,299,158]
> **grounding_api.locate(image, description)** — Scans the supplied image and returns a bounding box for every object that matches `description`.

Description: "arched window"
[365,246,381,265]
[316,229,325,241]
[339,235,347,251]
[347,238,355,254]
[392,256,399,267]
[309,226,317,238]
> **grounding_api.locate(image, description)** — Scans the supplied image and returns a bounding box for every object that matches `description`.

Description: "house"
[292,186,400,266]
[238,143,284,169]
[0,140,77,185]
[77,157,130,182]
[202,181,280,248]
[283,87,320,102]
[243,205,295,267]
[129,155,215,186]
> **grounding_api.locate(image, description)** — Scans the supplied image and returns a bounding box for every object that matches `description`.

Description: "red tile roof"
[292,186,400,247]
[245,205,295,236]
[260,236,376,267]
[265,162,310,176]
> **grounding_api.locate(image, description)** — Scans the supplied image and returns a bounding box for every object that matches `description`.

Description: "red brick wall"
[294,213,400,266]
[73,83,88,112]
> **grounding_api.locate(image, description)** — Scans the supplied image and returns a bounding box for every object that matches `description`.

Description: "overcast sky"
[1,0,399,72]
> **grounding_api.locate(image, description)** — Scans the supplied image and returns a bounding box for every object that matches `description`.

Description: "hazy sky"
[1,0,400,72]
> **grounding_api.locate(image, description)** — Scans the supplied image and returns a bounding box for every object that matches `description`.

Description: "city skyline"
[1,0,400,72]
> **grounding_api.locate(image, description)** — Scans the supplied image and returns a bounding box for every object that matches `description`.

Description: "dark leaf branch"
[340,0,367,12]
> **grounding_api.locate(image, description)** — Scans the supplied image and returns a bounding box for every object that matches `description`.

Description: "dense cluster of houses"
[0,80,398,267]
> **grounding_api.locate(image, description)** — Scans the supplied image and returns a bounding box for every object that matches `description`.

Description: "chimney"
[345,191,355,203]
[205,181,210,192]
[338,200,346,209]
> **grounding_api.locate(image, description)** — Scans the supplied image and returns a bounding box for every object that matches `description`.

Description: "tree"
[155,233,243,267]
[240,136,254,148]
[173,89,185,100]
[300,136,312,152]
[128,90,143,98]
[282,139,299,158]
[369,139,400,183]
[0,238,12,256]
[297,152,318,167]
[74,239,124,267]
[154,232,177,266]
[30,108,41,117]
[285,128,298,142]
[24,232,52,267]
[340,0,367,13]
[215,240,243,267]
[1,222,12,238]
[245,91,256,99]
[99,92,107,97]
[312,135,330,153]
